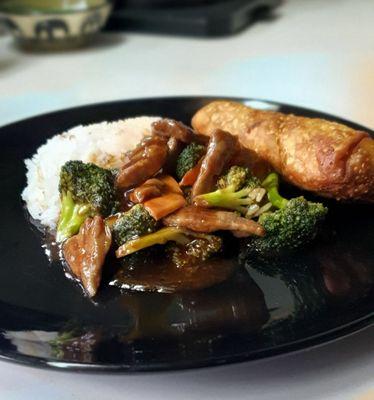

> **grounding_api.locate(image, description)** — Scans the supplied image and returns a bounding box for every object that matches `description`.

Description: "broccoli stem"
[56,192,92,242]
[116,227,191,258]
[195,186,253,214]
[262,173,288,210]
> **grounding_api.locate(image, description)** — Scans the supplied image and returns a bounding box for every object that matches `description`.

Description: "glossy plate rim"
[0,95,372,132]
[0,311,372,373]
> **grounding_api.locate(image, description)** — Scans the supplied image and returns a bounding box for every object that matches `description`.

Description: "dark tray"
[106,0,281,37]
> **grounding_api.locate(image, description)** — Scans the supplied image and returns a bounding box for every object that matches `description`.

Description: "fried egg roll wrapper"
[192,100,374,202]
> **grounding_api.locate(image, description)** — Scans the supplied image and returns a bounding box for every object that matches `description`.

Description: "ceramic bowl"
[0,0,112,50]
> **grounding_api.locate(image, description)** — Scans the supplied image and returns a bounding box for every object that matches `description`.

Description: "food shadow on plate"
[242,201,374,348]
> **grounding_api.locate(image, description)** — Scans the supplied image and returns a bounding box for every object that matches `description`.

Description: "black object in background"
[106,0,281,37]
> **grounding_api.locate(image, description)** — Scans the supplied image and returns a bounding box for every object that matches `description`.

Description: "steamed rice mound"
[22,117,160,230]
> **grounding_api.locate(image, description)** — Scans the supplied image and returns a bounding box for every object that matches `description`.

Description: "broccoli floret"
[217,166,260,191]
[112,204,157,246]
[175,143,205,180]
[57,161,117,242]
[194,166,263,215]
[245,173,328,258]
[255,198,327,256]
[167,234,222,268]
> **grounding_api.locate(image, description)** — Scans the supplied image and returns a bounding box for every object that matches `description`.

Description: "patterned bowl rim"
[0,2,111,17]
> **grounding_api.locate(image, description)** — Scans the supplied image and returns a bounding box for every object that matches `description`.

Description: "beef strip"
[164,136,185,173]
[163,206,265,237]
[130,178,165,203]
[62,216,112,297]
[192,129,238,198]
[116,136,168,189]
[152,119,208,144]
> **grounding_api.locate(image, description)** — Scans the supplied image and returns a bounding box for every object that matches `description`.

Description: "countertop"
[0,0,373,399]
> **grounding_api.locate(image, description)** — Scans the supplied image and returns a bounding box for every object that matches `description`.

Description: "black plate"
[0,97,373,372]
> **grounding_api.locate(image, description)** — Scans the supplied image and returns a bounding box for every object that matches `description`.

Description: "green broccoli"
[261,172,288,209]
[112,204,158,246]
[245,172,328,258]
[49,329,79,359]
[56,161,117,242]
[175,143,205,180]
[115,226,222,261]
[167,234,222,268]
[194,166,263,215]
[217,166,260,191]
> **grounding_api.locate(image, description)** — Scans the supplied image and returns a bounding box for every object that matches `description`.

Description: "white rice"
[22,116,160,229]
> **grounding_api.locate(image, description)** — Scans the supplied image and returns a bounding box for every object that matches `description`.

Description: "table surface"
[0,0,373,399]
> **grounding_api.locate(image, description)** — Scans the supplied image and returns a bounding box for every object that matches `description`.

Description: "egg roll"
[191,101,374,202]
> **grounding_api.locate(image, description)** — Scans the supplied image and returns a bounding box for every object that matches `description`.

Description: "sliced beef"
[164,136,185,173]
[192,129,238,197]
[63,216,112,297]
[152,119,208,144]
[116,136,168,189]
[163,206,265,237]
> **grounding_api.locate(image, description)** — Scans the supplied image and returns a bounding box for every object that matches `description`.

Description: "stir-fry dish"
[22,101,374,297]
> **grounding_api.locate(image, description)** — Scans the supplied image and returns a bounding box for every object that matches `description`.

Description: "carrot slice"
[144,193,186,220]
[159,175,183,194]
[179,160,202,187]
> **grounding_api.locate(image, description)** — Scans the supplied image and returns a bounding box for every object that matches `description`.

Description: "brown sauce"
[40,226,237,294]
[42,232,62,263]
[32,208,238,295]
[109,257,238,293]
[118,188,136,212]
